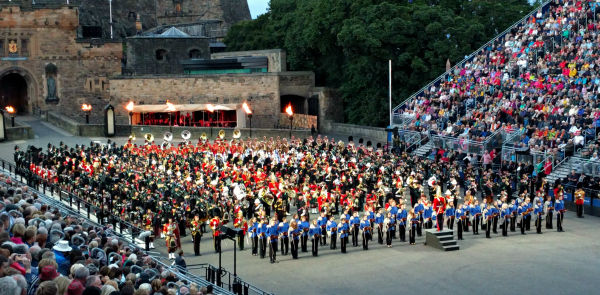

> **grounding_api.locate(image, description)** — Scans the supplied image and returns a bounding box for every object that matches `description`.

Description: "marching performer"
[396,203,407,242]
[143,208,156,249]
[554,193,565,232]
[408,209,419,245]
[289,220,301,259]
[310,219,321,257]
[509,199,517,232]
[483,204,492,239]
[210,215,222,253]
[445,202,455,230]
[534,199,543,234]
[375,208,385,244]
[326,215,338,249]
[257,219,268,258]
[433,190,446,231]
[248,217,259,256]
[518,201,528,235]
[544,195,554,230]
[575,185,585,218]
[455,204,464,240]
[299,215,310,252]
[233,212,248,250]
[349,211,360,247]
[279,217,290,256]
[267,219,279,263]
[385,212,396,247]
[163,217,181,259]
[317,212,328,246]
[360,213,372,250]
[500,204,510,237]
[339,217,349,253]
[190,214,203,256]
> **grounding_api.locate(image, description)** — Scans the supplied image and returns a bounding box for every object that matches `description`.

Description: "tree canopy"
[224,0,537,126]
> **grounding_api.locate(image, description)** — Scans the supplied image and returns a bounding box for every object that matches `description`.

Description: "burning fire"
[242,102,252,114]
[207,104,214,113]
[5,106,15,114]
[285,104,293,116]
[165,101,177,112]
[81,104,92,111]
[125,101,134,112]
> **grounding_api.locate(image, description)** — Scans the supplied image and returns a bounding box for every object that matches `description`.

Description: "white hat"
[254,199,260,204]
[53,240,72,252]
[445,190,451,195]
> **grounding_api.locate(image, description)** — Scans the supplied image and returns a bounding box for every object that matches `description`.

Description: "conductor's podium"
[424,229,460,251]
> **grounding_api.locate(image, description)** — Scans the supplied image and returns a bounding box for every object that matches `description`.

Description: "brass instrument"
[181,130,191,141]
[200,133,207,141]
[233,129,241,139]
[218,129,225,139]
[144,133,154,142]
[128,133,136,141]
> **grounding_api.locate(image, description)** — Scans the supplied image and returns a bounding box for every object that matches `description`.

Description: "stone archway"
[280,95,306,114]
[0,67,38,114]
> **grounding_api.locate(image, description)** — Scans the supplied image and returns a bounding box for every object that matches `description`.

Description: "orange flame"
[207,104,214,113]
[5,106,15,114]
[125,101,134,112]
[285,104,293,116]
[242,102,252,114]
[81,104,92,111]
[165,100,177,112]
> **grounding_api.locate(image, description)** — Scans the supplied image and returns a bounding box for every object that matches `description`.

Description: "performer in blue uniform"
[471,201,481,235]
[517,202,528,235]
[500,204,510,237]
[491,201,499,234]
[396,204,407,242]
[389,200,399,238]
[289,220,301,259]
[554,193,565,232]
[310,219,321,257]
[299,215,310,252]
[327,216,338,249]
[339,217,349,253]
[248,217,259,256]
[360,213,371,250]
[534,199,543,234]
[267,219,279,263]
[445,202,455,230]
[257,219,268,258]
[544,196,554,230]
[423,202,433,229]
[408,209,419,245]
[279,217,290,256]
[349,212,360,247]
[385,212,395,247]
[415,199,424,236]
[484,204,492,238]
[317,212,328,246]
[455,204,464,240]
[375,208,384,244]
[509,200,517,232]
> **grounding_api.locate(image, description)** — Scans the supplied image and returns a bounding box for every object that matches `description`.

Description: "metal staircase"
[413,142,433,157]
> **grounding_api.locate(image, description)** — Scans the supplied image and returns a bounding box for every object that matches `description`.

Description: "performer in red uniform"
[210,215,222,253]
[163,217,181,259]
[433,189,447,231]
[234,212,248,250]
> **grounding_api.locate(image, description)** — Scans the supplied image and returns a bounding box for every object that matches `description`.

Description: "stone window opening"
[82,26,103,39]
[189,49,200,59]
[21,39,29,56]
[0,40,4,56]
[155,49,167,61]
[45,63,59,102]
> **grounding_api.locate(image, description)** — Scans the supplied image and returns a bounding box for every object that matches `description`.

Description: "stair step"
[440,240,457,246]
[442,245,460,251]
[438,236,454,241]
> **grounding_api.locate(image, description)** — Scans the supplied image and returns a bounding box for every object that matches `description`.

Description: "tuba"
[128,133,136,141]
[200,133,207,141]
[162,132,173,150]
[338,140,344,149]
[144,133,154,142]
[218,129,225,139]
[233,129,241,139]
[181,130,191,141]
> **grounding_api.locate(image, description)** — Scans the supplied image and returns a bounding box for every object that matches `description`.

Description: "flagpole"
[389,60,392,126]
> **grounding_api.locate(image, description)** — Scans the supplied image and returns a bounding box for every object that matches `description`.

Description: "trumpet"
[218,129,225,139]
[144,133,154,142]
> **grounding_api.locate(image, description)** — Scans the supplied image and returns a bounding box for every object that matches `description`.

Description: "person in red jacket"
[210,216,222,252]
[433,191,447,231]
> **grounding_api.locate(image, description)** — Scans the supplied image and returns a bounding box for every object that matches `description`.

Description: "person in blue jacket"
[445,202,455,230]
[517,202,528,235]
[385,212,396,247]
[470,201,481,235]
[396,204,408,242]
[279,217,290,256]
[289,220,301,259]
[455,204,464,240]
[415,199,424,236]
[500,203,510,237]
[326,216,338,249]
[317,212,328,246]
[423,202,433,230]
[360,213,371,250]
[339,217,349,253]
[544,195,554,230]
[534,199,543,234]
[554,193,565,232]
[525,198,533,231]
[408,209,419,245]
[310,219,322,256]
[257,219,268,258]
[375,208,385,244]
[349,212,360,247]
[389,200,399,238]
[490,201,500,234]
[509,200,517,232]
[267,219,279,263]
[248,217,259,256]
[299,215,310,252]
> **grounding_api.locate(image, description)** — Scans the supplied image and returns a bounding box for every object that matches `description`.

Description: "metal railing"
[392,0,551,113]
